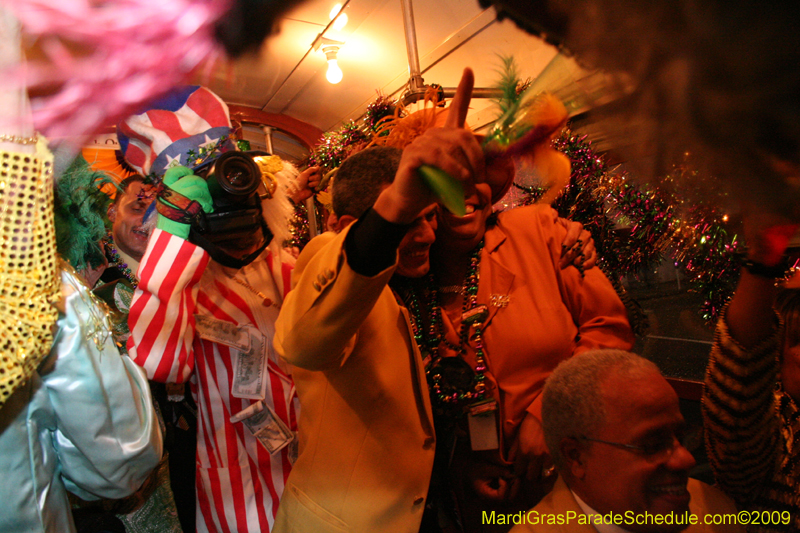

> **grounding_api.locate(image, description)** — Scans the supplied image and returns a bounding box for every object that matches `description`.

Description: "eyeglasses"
[579,434,686,460]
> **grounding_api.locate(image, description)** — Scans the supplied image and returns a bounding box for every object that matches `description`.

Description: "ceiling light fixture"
[329,4,348,31]
[314,36,345,85]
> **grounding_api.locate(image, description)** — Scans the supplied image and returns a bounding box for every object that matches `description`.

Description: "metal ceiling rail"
[399,0,502,106]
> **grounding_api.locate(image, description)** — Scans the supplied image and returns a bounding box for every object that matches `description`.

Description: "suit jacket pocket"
[280,483,350,532]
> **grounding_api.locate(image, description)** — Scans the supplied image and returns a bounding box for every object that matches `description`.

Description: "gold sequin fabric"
[0,141,60,408]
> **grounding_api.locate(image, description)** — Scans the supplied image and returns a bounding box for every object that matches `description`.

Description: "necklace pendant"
[262,297,273,307]
[462,304,488,326]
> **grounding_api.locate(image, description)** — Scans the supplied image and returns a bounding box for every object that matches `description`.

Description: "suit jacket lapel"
[480,223,516,327]
[398,303,436,437]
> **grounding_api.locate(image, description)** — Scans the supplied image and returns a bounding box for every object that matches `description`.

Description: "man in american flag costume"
[120,86,301,532]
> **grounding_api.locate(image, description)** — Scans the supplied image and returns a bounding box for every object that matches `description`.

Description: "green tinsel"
[363,95,396,134]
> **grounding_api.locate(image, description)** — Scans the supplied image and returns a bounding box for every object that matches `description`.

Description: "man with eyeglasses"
[511,349,743,533]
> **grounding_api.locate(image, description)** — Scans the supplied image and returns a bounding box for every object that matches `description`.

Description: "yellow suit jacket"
[509,476,744,533]
[273,228,436,533]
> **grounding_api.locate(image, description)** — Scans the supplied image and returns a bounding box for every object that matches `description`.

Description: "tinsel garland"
[506,130,741,324]
[286,199,325,251]
[363,95,397,136]
[289,94,398,249]
[306,121,369,170]
[306,94,397,171]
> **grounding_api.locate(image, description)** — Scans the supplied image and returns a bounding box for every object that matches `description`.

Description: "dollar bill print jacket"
[128,228,299,533]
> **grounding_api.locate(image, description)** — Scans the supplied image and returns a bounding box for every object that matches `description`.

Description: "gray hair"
[542,349,660,475]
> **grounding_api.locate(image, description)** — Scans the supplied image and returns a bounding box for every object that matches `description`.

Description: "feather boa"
[3,0,232,140]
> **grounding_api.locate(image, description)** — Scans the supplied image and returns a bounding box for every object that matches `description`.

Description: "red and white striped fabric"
[117,85,233,176]
[128,228,297,532]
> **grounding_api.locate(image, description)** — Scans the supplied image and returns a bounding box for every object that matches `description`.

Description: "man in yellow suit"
[272,69,483,533]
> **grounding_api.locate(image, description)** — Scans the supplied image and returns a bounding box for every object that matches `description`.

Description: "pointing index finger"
[445,68,474,129]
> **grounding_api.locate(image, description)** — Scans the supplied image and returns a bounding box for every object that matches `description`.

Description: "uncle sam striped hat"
[117,86,236,176]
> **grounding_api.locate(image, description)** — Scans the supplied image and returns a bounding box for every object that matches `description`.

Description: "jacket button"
[422,437,434,450]
[413,497,425,505]
[317,273,327,284]
[312,282,322,291]
[325,268,335,280]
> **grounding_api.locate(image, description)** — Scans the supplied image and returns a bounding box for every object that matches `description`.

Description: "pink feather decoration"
[3,0,233,141]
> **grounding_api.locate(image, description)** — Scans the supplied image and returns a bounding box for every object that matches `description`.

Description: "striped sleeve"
[127,229,210,383]
[702,309,781,502]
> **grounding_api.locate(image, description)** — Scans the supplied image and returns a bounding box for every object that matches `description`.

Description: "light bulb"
[333,12,348,31]
[326,59,343,84]
[329,4,348,30]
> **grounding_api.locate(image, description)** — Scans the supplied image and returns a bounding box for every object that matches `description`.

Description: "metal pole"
[400,0,424,92]
[261,126,274,154]
[305,198,319,238]
[402,86,503,106]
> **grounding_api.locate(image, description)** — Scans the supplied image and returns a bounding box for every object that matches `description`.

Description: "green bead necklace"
[104,234,139,289]
[400,240,489,412]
